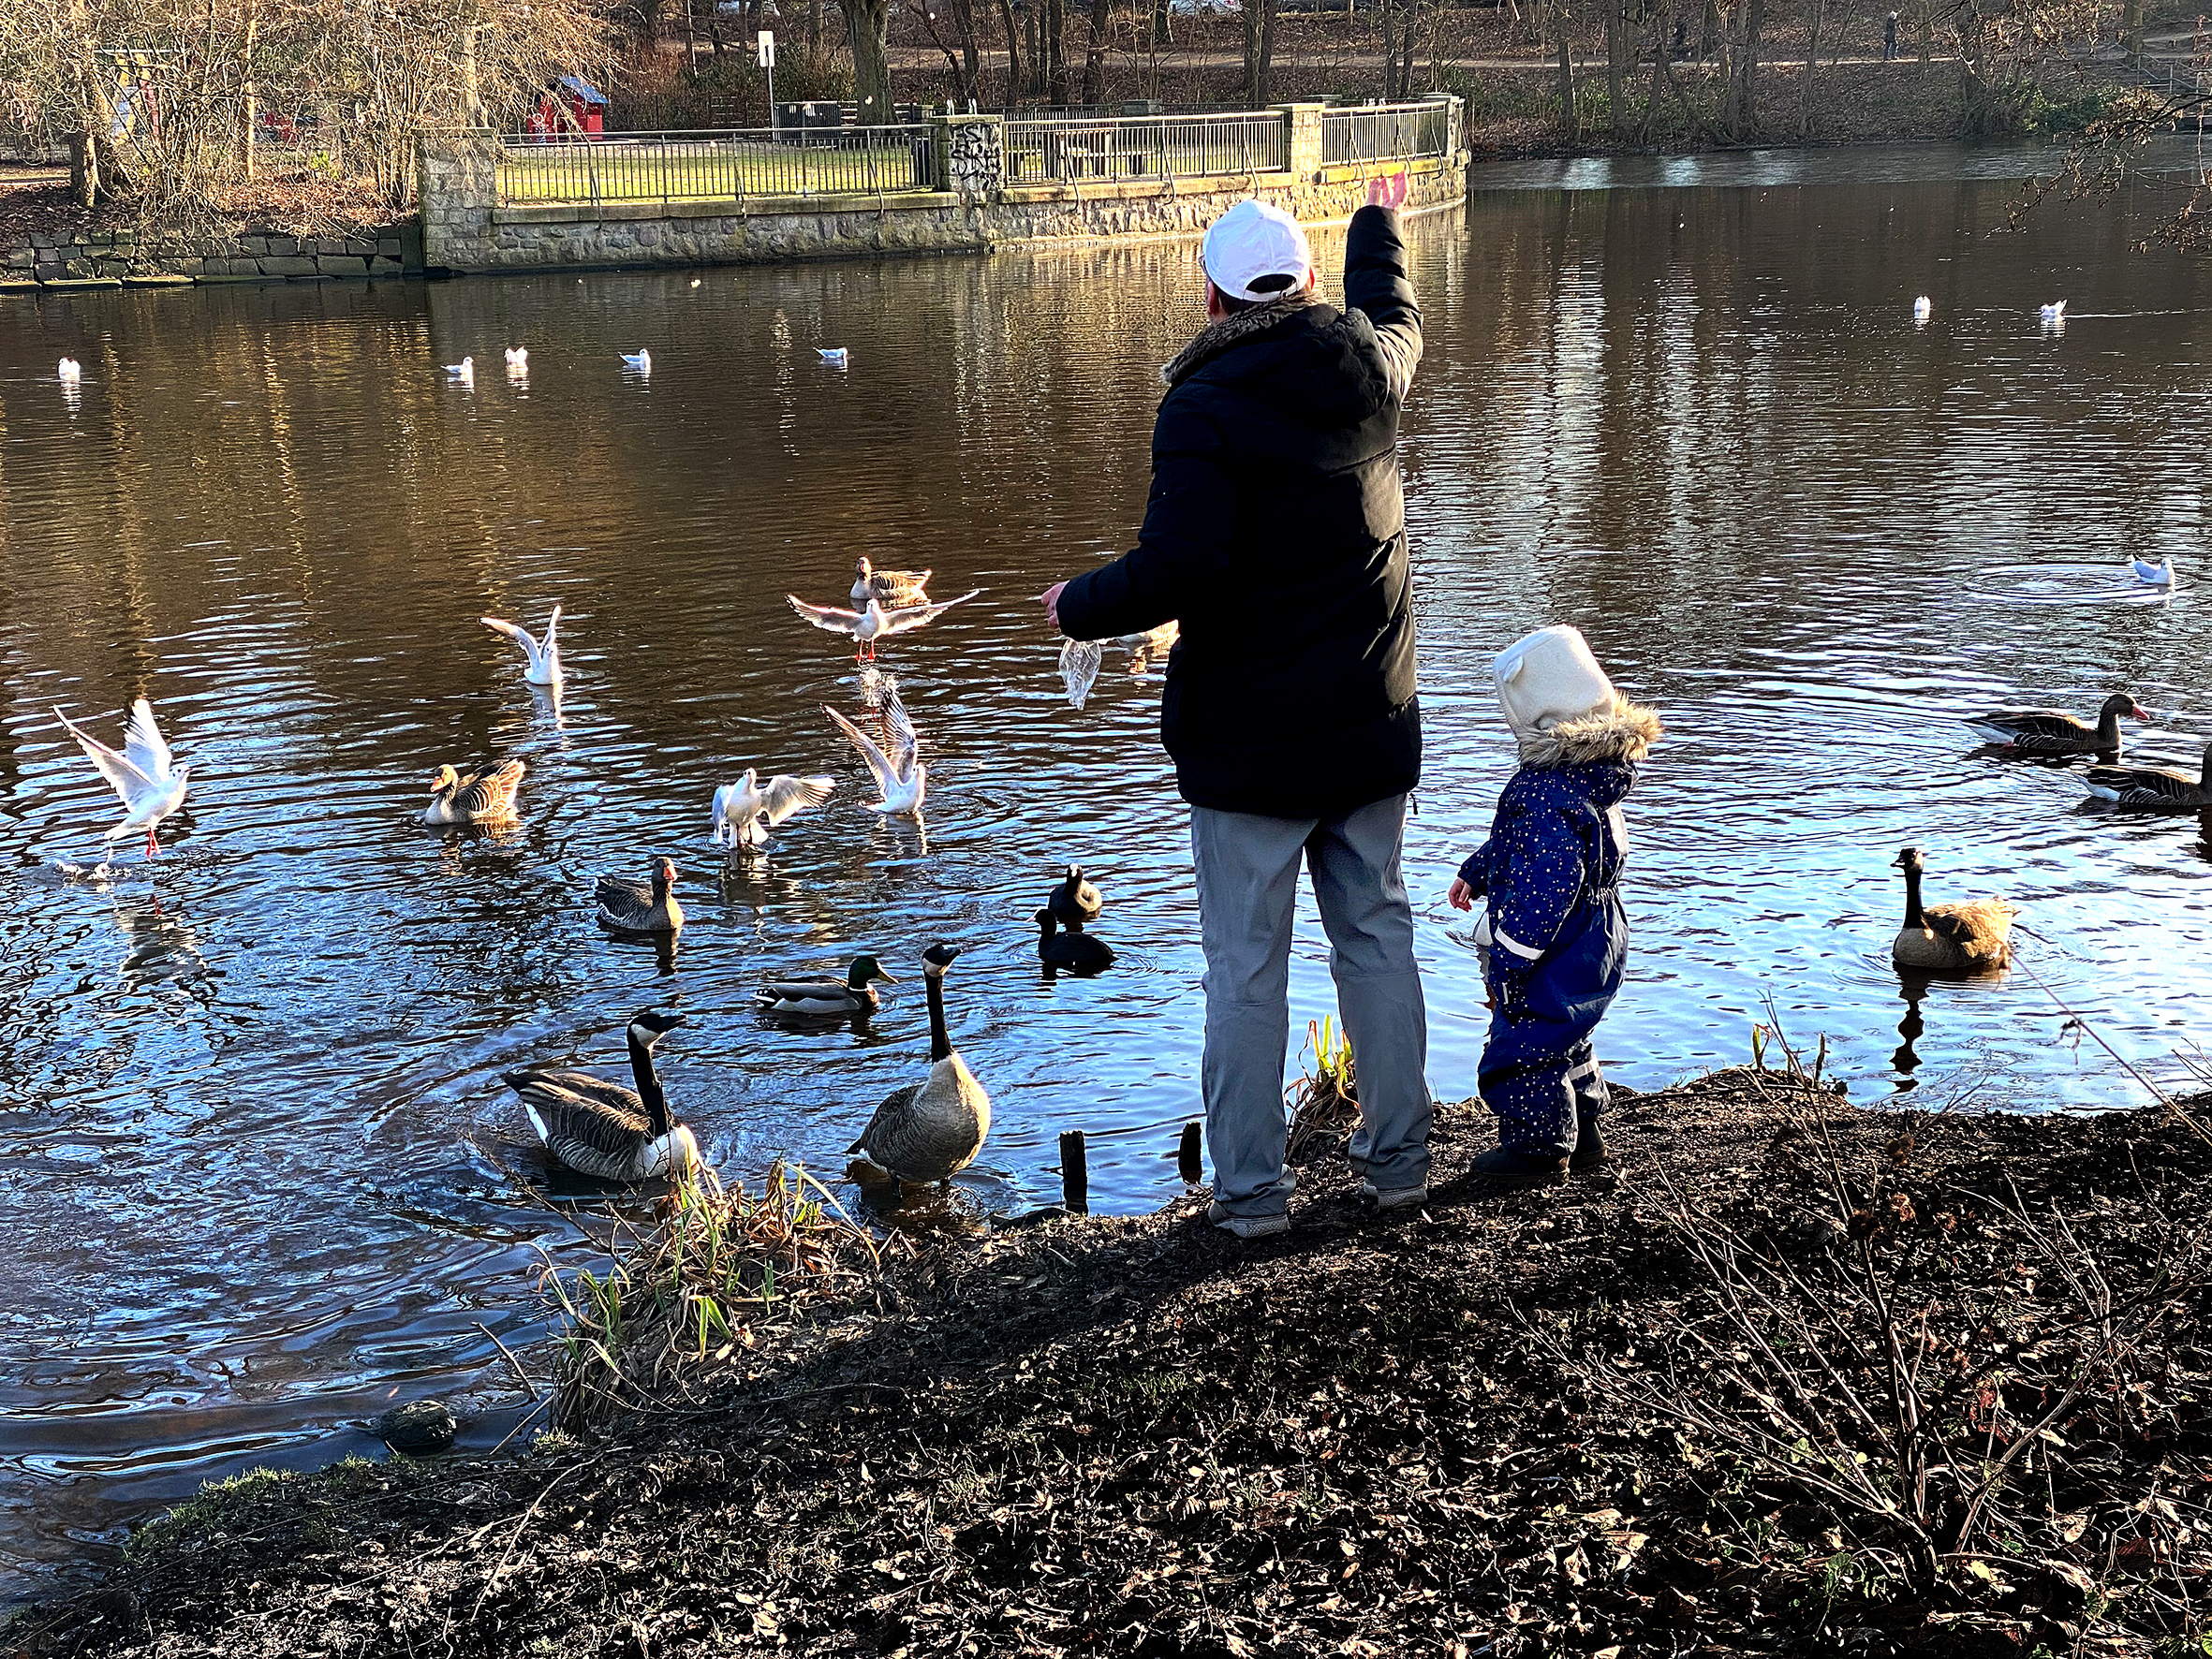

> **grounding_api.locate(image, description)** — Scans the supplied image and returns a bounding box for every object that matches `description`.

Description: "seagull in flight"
[824,683,925,819]
[787,590,981,662]
[53,698,192,859]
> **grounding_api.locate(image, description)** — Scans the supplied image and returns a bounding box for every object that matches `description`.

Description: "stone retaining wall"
[1,224,423,290]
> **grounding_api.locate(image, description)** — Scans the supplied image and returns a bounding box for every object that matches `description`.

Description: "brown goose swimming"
[850,557,932,609]
[1962,693,2147,756]
[505,1010,699,1182]
[1891,846,2014,975]
[2085,741,2212,809]
[597,858,683,933]
[849,943,990,1190]
[422,759,525,826]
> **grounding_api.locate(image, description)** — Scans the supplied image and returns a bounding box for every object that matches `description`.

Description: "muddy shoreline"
[17,1067,2212,1658]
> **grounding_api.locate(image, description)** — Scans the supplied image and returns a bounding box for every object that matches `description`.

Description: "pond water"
[3,139,2209,1597]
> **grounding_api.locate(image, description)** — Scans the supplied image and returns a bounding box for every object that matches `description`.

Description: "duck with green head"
[754,953,897,1017]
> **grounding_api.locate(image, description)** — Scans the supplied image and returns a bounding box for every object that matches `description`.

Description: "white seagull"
[818,346,849,365]
[444,356,474,383]
[504,345,528,373]
[620,349,652,374]
[52,698,192,859]
[825,684,926,819]
[2131,556,2175,587]
[711,769,836,852]
[1912,296,1932,324]
[480,604,562,687]
[2039,301,2067,322]
[786,589,981,662]
[58,357,82,380]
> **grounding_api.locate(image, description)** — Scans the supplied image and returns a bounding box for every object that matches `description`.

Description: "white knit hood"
[1493,624,1663,768]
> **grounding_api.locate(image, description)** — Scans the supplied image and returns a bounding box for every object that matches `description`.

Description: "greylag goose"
[1962,693,2146,756]
[1891,846,2014,974]
[824,683,925,818]
[848,943,990,1190]
[755,954,897,1016]
[712,769,834,852]
[505,1010,700,1182]
[422,759,525,826]
[480,606,562,688]
[1047,863,1102,930]
[2084,742,2212,808]
[850,557,931,609]
[787,589,981,662]
[1035,908,1114,973]
[597,858,684,933]
[53,699,191,859]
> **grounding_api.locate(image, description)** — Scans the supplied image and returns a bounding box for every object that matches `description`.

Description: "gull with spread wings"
[786,589,980,662]
[824,681,926,819]
[52,698,192,859]
[480,605,562,688]
[712,768,835,853]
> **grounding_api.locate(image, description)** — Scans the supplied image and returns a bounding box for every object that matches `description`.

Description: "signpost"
[759,30,776,136]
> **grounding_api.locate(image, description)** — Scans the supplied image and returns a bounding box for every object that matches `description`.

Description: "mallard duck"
[849,943,990,1189]
[422,759,525,826]
[505,1010,700,1182]
[53,699,191,859]
[824,683,925,818]
[756,953,897,1016]
[1892,846,2014,974]
[788,589,980,662]
[1048,863,1102,930]
[850,557,931,609]
[597,858,684,933]
[1962,693,2146,756]
[2085,742,2212,808]
[1057,622,1179,709]
[480,606,562,687]
[1035,908,1114,974]
[712,769,833,852]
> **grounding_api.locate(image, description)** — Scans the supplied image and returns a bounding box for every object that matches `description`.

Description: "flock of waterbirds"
[43,554,1137,1210]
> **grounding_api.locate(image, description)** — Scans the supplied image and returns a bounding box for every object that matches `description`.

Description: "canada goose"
[480,606,562,688]
[52,699,191,859]
[1048,863,1102,930]
[1891,846,2014,974]
[597,858,684,933]
[2084,742,2212,808]
[787,589,981,662]
[712,769,834,852]
[848,943,990,1189]
[824,684,926,818]
[422,759,525,826]
[755,953,897,1016]
[1963,693,2147,756]
[505,1010,700,1182]
[1035,908,1114,974]
[850,557,931,609]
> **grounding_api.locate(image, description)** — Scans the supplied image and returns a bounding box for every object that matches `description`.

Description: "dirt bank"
[18,1066,2211,1658]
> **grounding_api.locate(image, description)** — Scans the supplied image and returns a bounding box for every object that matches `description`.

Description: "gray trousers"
[1191,793,1431,1215]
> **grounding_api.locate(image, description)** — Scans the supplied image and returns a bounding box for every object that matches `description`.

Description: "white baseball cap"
[1201,198,1314,302]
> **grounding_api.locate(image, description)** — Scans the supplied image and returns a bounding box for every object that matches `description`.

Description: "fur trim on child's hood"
[1495,624,1664,768]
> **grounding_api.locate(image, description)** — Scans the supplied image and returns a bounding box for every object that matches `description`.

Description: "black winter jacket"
[1055,204,1423,819]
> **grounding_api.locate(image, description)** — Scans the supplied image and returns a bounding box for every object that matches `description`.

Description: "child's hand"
[1447,878,1476,912]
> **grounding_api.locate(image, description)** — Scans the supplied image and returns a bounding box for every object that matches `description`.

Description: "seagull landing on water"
[711,769,835,853]
[2131,557,2176,587]
[2040,301,2067,323]
[818,347,849,365]
[825,683,926,819]
[620,349,652,374]
[786,589,981,662]
[480,605,562,687]
[58,357,81,380]
[52,698,192,859]
[504,346,528,373]
[1912,296,1932,324]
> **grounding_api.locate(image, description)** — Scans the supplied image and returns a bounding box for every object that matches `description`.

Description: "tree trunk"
[1080,0,1113,103]
[1380,0,1399,99]
[1736,0,1762,136]
[838,0,892,119]
[808,0,823,56]
[1605,0,1627,128]
[1045,0,1069,101]
[996,0,1025,101]
[2119,0,2142,61]
[1799,0,1820,135]
[1556,33,1577,137]
[1245,0,1281,105]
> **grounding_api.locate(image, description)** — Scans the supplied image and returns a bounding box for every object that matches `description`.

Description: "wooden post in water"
[1059,1128,1088,1212]
[1177,1121,1202,1184]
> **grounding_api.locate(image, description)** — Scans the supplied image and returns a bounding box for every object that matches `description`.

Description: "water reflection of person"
[1039,172,1428,1240]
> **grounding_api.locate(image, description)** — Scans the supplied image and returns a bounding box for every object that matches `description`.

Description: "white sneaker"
[1207,1201,1290,1240]
[1359,1180,1427,1212]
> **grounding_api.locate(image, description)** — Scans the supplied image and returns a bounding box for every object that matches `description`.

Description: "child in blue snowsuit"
[1448,625,1660,1182]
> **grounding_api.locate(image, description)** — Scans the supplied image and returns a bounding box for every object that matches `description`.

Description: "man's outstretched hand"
[1040,580,1069,633]
[1365,170,1409,211]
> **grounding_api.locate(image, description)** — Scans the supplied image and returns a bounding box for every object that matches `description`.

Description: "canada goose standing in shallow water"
[1963,693,2148,756]
[505,1010,700,1182]
[422,759,525,826]
[2084,742,2212,808]
[1035,908,1114,974]
[755,953,897,1016]
[848,943,990,1190]
[597,858,684,933]
[1047,863,1102,929]
[1892,846,2015,974]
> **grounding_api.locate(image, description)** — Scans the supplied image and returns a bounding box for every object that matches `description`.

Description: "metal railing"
[497,125,936,206]
[1320,100,1453,166]
[1003,110,1288,184]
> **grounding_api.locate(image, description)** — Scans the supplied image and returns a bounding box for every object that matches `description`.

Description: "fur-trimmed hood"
[1160,288,1323,389]
[1512,696,1663,769]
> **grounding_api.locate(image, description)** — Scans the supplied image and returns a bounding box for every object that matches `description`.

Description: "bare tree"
[1242,0,1279,105]
[1079,0,1113,104]
[837,0,892,119]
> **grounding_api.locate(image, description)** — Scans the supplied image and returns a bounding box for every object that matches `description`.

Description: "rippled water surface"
[3,141,2210,1595]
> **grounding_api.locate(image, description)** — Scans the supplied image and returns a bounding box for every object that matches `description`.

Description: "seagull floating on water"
[52,698,191,859]
[787,589,981,662]
[818,347,849,365]
[58,357,81,380]
[1912,296,1932,323]
[825,683,926,819]
[712,768,835,852]
[444,356,474,382]
[620,349,652,374]
[504,345,528,373]
[480,605,562,687]
[2039,301,2067,322]
[2131,556,2175,587]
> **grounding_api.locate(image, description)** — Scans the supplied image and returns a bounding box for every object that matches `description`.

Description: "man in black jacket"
[1041,176,1429,1238]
